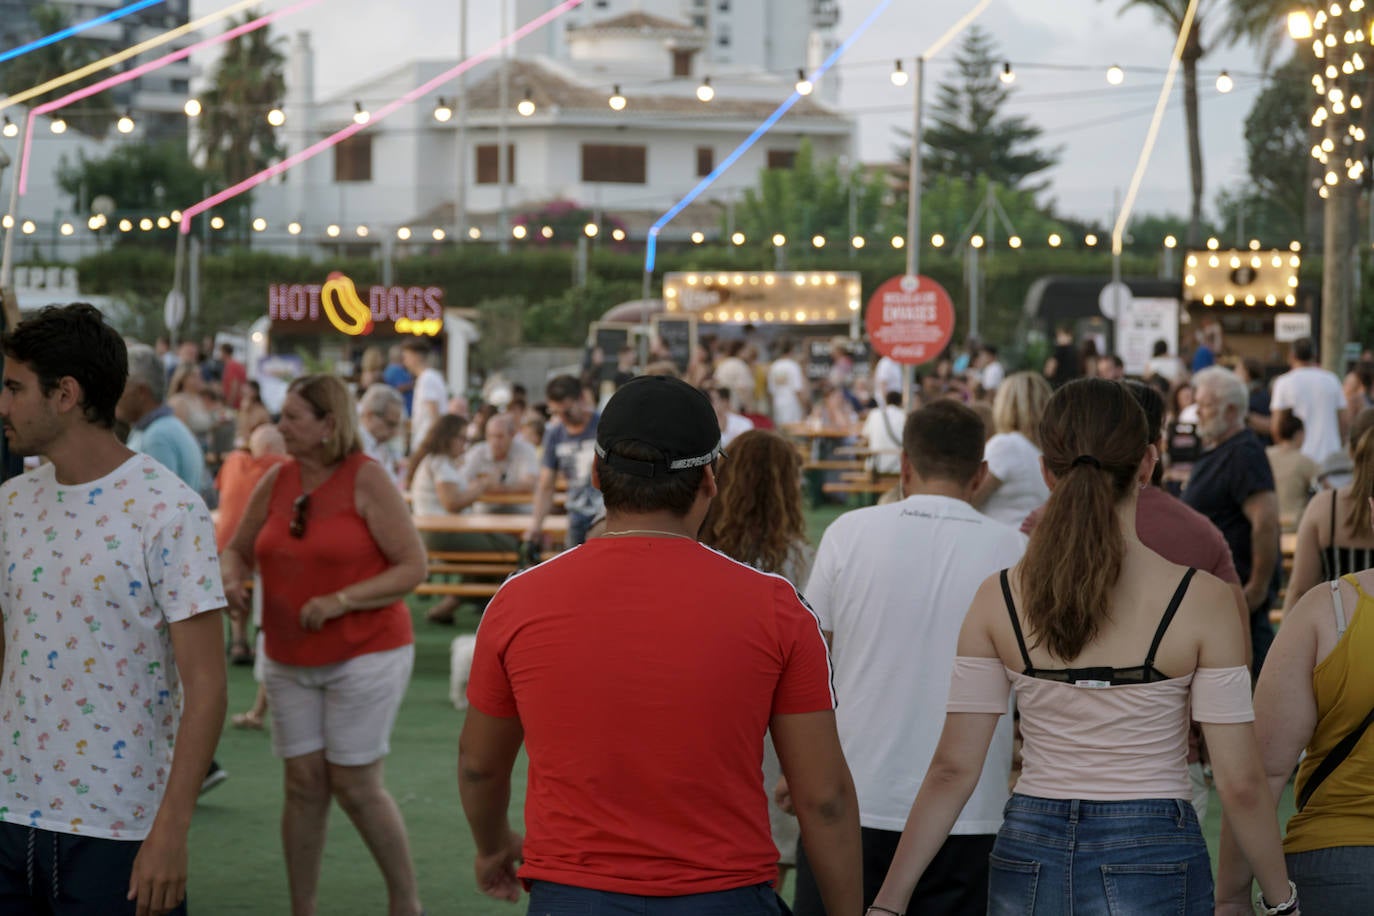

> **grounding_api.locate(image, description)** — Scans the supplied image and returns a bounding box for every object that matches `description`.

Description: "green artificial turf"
[188,502,1291,913]
[191,598,521,915]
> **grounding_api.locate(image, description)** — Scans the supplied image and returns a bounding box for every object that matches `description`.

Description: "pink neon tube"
[179,0,585,234]
[19,0,324,195]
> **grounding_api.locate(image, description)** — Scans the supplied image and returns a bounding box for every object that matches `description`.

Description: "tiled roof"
[568,12,702,35]
[462,59,844,121]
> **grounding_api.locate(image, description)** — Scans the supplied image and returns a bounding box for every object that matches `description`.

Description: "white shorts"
[263,644,414,766]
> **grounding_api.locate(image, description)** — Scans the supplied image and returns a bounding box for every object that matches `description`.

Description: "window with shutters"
[581,144,647,184]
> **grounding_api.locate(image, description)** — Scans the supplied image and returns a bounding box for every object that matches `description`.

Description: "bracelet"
[1257,879,1299,915]
[335,591,351,612]
[865,907,902,916]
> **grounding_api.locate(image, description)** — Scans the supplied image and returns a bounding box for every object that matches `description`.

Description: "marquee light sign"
[268,273,444,337]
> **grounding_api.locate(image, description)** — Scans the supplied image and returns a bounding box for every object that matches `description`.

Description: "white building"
[254,10,853,253]
[515,0,841,78]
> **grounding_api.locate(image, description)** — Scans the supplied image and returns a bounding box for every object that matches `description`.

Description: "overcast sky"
[190,0,1277,227]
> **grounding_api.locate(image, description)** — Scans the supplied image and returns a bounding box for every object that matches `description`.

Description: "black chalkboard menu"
[652,316,697,374]
[804,337,871,382]
[588,322,635,382]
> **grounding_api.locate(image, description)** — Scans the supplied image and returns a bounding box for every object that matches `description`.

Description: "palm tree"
[1104,0,1296,246]
[0,4,115,137]
[196,13,286,192]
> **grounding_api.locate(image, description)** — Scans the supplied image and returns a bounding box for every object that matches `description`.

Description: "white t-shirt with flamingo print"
[0,454,225,840]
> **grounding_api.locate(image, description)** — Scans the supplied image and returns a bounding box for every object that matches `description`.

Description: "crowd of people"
[3,301,1373,916]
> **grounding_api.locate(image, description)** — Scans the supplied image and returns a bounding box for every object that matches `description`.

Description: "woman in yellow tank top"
[1216,544,1374,914]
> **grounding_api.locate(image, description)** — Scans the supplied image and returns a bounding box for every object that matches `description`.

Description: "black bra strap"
[1000,569,1034,673]
[1143,567,1197,678]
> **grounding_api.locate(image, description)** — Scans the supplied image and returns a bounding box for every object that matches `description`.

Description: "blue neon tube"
[644,0,895,273]
[0,0,167,67]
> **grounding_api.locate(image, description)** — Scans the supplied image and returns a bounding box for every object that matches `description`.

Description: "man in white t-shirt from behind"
[860,391,905,475]
[705,385,754,447]
[767,339,809,425]
[401,339,449,454]
[786,399,1027,915]
[1270,336,1348,466]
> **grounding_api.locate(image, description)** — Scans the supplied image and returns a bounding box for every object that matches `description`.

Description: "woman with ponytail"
[869,379,1295,916]
[1283,408,1374,614]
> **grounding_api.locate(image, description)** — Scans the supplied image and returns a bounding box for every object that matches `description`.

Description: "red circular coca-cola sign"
[865,274,956,365]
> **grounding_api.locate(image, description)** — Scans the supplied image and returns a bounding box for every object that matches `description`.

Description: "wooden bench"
[801,460,865,472]
[415,581,504,598]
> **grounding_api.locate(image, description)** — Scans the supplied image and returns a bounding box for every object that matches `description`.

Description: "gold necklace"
[602,529,695,540]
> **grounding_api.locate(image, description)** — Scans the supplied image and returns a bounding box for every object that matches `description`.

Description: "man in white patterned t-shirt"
[0,304,227,915]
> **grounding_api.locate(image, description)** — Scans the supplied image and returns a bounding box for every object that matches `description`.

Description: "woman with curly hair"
[700,428,813,587]
[699,428,814,884]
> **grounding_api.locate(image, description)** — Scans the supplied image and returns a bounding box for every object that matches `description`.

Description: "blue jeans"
[987,795,1212,916]
[1286,845,1374,913]
[527,880,784,915]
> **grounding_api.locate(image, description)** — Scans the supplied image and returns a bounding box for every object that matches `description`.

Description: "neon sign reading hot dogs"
[268,273,445,337]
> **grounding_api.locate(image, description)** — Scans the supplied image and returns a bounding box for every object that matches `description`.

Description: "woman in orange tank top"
[221,374,427,916]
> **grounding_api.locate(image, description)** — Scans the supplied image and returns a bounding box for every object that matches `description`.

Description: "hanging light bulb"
[795,69,814,96]
[469,227,483,240]
[1008,235,1023,249]
[731,231,745,245]
[691,231,705,244]
[930,233,946,248]
[584,223,599,238]
[50,118,67,134]
[325,223,340,237]
[1000,62,1016,85]
[2,116,17,138]
[1106,64,1125,85]
[696,76,715,102]
[251,217,267,232]
[608,85,626,111]
[288,221,302,235]
[513,224,528,240]
[433,97,453,122]
[890,59,909,87]
[611,228,626,241]
[772,233,787,247]
[210,215,226,230]
[183,98,202,118]
[812,234,826,248]
[1048,233,1063,247]
[353,101,370,125]
[852,235,866,249]
[517,89,536,117]
[1216,71,1234,93]
[432,228,446,241]
[1164,235,1178,249]
[267,107,286,127]
[1085,233,1099,247]
[116,111,135,134]
[1289,11,1315,38]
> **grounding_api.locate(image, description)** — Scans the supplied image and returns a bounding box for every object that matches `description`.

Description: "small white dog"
[449,634,478,710]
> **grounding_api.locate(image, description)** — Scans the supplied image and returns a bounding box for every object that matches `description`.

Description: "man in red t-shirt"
[460,376,861,915]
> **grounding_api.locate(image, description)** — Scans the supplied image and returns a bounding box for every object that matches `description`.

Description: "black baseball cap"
[595,376,724,477]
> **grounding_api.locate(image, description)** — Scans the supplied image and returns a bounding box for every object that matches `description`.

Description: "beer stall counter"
[591,270,868,377]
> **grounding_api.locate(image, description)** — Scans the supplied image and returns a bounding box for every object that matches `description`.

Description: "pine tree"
[918,27,1059,195]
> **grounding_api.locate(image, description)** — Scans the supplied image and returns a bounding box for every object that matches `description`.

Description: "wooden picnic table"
[412,513,568,598]
[413,513,569,538]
